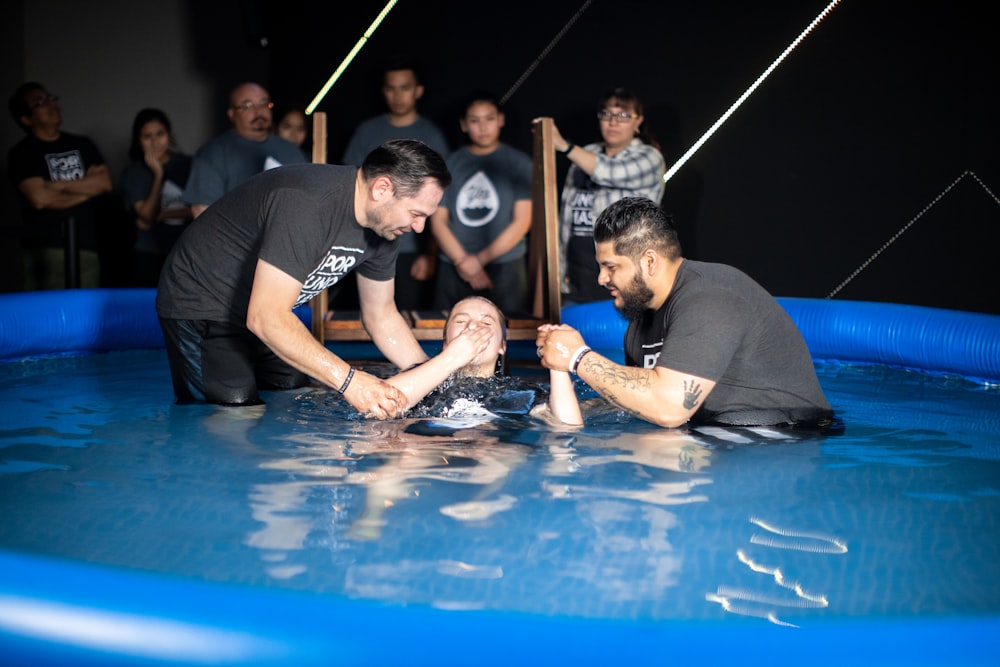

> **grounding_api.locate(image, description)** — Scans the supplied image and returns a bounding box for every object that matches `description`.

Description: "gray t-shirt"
[437,143,532,265]
[624,259,833,426]
[183,129,307,209]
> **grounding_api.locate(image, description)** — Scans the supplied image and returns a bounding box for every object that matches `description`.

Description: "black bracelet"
[561,142,574,155]
[569,346,592,375]
[337,367,355,394]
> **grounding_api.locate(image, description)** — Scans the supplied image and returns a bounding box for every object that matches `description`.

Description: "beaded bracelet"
[569,346,592,375]
[337,367,355,394]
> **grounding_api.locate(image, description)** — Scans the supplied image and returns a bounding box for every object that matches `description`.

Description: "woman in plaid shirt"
[550,87,666,304]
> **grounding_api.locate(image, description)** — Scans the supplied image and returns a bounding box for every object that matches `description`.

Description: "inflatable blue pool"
[0,289,998,666]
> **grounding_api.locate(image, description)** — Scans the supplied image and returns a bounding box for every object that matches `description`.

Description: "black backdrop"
[188,0,999,313]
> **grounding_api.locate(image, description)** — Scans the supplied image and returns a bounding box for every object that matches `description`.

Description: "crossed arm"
[16,164,112,211]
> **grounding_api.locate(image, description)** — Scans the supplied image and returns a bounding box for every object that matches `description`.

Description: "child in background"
[429,92,533,316]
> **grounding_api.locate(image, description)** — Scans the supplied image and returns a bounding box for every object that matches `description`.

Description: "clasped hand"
[535,324,586,372]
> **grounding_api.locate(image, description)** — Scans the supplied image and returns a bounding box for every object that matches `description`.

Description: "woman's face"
[598,101,643,152]
[277,110,307,148]
[444,297,506,374]
[139,119,170,161]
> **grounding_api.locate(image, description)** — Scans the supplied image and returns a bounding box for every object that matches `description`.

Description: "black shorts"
[159,318,310,406]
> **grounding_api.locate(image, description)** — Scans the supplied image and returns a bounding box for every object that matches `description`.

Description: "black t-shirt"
[156,163,398,324]
[624,259,833,426]
[7,132,106,250]
[564,168,610,303]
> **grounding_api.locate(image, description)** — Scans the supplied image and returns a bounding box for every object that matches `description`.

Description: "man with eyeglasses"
[183,81,306,218]
[6,81,113,289]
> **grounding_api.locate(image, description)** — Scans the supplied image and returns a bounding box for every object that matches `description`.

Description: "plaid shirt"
[559,138,666,293]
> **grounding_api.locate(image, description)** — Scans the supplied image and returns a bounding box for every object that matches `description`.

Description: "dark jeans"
[159,318,309,405]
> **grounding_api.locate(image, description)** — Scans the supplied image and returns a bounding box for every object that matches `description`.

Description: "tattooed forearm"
[600,387,635,415]
[586,357,651,392]
[583,356,652,418]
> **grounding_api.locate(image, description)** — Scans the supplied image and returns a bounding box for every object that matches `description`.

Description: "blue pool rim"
[1,288,998,666]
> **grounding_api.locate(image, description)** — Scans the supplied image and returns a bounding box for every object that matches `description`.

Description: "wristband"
[337,367,355,394]
[560,142,574,155]
[569,346,592,375]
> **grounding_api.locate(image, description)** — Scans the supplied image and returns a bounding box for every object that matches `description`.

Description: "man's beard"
[366,203,398,241]
[614,273,654,322]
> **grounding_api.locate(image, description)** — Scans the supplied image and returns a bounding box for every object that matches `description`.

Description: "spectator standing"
[341,60,449,311]
[275,105,310,159]
[120,108,193,287]
[430,92,532,315]
[6,82,113,289]
[547,87,666,305]
[184,82,306,218]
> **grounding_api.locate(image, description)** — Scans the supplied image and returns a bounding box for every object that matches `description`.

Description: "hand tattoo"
[683,380,703,410]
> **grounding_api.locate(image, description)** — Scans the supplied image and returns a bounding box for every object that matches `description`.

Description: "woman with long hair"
[120,107,193,286]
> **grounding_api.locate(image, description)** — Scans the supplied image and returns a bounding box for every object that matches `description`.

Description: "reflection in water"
[544,428,712,505]
[242,415,533,580]
[340,419,529,540]
[440,494,518,521]
[238,389,718,614]
[749,516,848,554]
[707,517,847,627]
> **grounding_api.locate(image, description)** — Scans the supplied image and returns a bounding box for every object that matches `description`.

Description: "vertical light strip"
[663,0,842,184]
[306,0,399,114]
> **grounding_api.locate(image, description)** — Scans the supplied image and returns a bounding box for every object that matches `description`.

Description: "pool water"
[0,349,998,629]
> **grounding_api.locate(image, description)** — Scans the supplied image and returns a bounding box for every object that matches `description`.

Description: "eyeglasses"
[231,101,274,112]
[597,110,638,123]
[28,94,59,110]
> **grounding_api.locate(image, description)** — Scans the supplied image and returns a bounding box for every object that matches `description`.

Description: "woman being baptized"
[385,296,582,426]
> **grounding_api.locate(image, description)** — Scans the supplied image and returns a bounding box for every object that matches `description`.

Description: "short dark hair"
[381,57,422,83]
[128,108,175,161]
[361,139,451,197]
[8,81,45,131]
[593,197,681,261]
[460,90,501,118]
